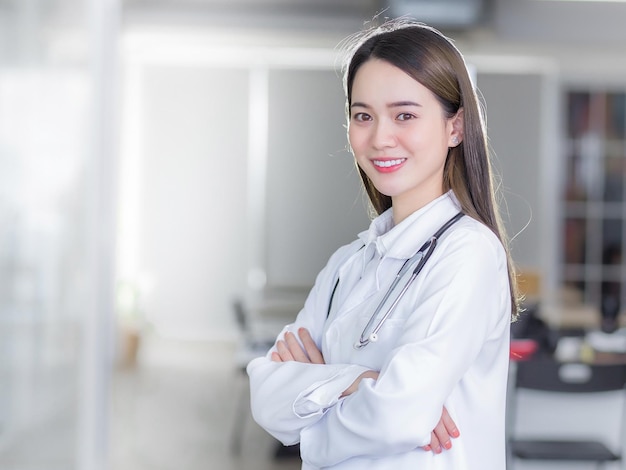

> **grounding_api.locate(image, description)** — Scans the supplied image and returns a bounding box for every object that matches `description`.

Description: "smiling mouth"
[373,158,406,168]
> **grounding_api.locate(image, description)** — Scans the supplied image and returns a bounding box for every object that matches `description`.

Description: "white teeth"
[373,159,405,168]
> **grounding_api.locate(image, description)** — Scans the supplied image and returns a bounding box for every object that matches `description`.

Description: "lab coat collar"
[357,209,394,247]
[358,191,463,261]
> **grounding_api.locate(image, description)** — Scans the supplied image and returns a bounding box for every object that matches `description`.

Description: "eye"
[352,112,372,122]
[397,113,416,121]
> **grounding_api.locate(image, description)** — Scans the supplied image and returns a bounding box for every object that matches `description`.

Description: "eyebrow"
[350,101,422,109]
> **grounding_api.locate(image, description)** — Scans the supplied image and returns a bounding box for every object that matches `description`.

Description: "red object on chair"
[510,339,539,361]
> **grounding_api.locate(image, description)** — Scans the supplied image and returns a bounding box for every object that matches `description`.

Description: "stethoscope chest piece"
[353,332,378,350]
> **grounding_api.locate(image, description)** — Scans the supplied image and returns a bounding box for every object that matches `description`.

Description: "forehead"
[351,59,435,103]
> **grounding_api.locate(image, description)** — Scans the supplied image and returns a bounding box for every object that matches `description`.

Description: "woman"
[248,20,519,469]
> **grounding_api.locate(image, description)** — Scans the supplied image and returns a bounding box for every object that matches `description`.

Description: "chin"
[371,184,401,198]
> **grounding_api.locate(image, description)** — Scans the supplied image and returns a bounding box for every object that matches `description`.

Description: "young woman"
[247,20,519,470]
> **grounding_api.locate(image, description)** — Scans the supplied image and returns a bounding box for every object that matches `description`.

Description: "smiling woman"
[348,58,463,223]
[248,19,520,470]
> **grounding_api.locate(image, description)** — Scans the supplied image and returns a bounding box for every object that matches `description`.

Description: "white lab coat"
[247,191,511,469]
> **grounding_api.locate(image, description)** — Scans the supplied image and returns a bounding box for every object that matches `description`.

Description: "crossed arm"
[271,327,460,454]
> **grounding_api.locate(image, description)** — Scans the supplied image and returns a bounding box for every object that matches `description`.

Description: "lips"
[372,158,406,173]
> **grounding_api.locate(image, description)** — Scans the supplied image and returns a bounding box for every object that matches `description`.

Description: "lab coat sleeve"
[298,228,511,467]
[247,242,370,446]
[248,357,369,444]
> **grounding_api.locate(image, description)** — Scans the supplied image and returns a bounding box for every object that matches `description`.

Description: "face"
[348,58,461,220]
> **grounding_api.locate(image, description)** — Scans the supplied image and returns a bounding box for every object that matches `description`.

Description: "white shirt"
[247,191,511,470]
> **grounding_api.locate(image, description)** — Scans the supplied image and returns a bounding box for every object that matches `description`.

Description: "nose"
[372,119,397,150]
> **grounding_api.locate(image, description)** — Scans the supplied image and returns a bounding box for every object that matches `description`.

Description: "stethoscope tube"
[353,238,436,349]
[353,212,464,350]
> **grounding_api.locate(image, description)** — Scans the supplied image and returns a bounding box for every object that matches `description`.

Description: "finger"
[422,436,432,451]
[270,351,282,362]
[298,328,325,364]
[340,370,376,398]
[284,332,310,363]
[275,340,295,362]
[367,370,380,381]
[441,406,460,438]
[432,420,452,451]
[428,431,442,454]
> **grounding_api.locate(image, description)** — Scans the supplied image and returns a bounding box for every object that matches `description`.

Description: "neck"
[392,189,445,225]
[392,205,414,225]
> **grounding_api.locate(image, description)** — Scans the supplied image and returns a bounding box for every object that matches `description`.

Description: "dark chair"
[231,291,306,460]
[232,297,276,362]
[230,297,276,455]
[508,356,626,469]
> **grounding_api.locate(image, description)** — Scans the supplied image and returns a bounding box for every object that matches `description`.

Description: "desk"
[552,331,626,365]
[592,350,626,365]
[511,339,626,365]
[511,309,626,365]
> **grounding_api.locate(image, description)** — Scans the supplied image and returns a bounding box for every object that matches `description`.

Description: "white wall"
[265,69,369,287]
[124,65,249,339]
[121,46,370,339]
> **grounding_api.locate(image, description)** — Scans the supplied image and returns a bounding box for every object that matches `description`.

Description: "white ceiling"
[3,0,626,74]
[118,0,626,47]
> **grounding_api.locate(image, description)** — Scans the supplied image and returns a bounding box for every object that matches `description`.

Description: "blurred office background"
[1,0,626,469]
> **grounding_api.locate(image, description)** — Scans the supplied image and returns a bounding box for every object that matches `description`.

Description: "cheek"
[348,126,366,154]
[404,124,446,154]
[395,131,425,156]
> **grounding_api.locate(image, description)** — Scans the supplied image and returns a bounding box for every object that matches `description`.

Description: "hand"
[271,327,325,364]
[340,370,379,398]
[422,406,459,454]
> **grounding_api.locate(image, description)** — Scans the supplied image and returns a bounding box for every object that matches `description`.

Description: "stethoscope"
[327,212,464,350]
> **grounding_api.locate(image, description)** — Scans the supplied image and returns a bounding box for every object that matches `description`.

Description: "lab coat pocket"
[350,313,407,364]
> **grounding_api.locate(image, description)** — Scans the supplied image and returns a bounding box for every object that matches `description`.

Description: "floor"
[0,332,301,470]
[110,334,301,470]
[109,335,622,470]
[0,332,619,470]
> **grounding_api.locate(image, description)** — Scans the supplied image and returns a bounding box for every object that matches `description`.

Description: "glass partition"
[0,0,118,468]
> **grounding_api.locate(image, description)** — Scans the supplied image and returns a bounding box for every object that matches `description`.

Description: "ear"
[448,108,464,147]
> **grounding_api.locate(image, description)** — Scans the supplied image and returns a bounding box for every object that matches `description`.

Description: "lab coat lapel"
[329,242,379,319]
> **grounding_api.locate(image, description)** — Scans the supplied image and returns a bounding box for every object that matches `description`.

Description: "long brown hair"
[343,20,520,318]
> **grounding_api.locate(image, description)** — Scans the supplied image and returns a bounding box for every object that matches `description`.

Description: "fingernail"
[451,428,460,437]
[444,441,452,450]
[424,445,431,451]
[434,446,442,454]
